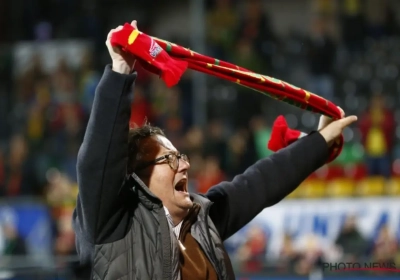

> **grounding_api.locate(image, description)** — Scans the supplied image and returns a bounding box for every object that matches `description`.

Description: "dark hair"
[127,122,165,175]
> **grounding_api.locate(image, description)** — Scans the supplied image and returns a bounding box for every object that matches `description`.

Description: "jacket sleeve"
[73,65,137,244]
[206,131,329,241]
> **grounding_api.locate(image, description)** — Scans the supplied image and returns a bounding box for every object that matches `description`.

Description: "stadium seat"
[343,163,368,180]
[297,179,326,198]
[286,188,299,199]
[314,164,344,180]
[386,177,400,196]
[326,178,355,197]
[307,172,318,180]
[355,176,386,196]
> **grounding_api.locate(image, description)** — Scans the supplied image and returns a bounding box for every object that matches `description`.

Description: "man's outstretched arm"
[207,114,357,241]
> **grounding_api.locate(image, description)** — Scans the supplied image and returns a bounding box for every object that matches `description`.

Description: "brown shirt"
[179,204,218,280]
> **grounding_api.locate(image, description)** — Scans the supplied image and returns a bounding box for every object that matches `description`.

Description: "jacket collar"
[128,173,163,210]
[190,193,212,209]
[190,193,213,219]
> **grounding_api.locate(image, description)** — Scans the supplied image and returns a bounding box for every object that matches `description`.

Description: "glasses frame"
[135,153,189,172]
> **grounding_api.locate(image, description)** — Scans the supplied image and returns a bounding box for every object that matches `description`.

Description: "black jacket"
[73,65,330,279]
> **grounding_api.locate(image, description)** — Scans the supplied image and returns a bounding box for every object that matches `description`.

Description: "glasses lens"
[168,154,179,170]
[181,154,189,164]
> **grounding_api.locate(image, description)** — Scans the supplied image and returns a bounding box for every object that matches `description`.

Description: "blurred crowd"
[232,215,400,276]
[1,0,400,277]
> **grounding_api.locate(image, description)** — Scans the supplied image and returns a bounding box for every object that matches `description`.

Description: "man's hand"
[317,107,358,146]
[106,20,138,74]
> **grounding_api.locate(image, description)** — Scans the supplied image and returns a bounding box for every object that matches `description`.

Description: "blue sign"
[0,201,53,255]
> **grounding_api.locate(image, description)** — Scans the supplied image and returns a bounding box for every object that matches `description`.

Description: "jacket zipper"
[204,204,222,278]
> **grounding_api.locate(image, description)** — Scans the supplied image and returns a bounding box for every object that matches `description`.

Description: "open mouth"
[174,178,188,193]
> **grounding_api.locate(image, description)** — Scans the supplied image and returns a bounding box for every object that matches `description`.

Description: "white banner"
[224,198,400,258]
[12,40,93,76]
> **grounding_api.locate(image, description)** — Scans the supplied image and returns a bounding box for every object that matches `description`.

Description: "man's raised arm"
[73,23,138,244]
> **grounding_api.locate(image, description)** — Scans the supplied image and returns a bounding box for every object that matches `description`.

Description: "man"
[73,20,357,280]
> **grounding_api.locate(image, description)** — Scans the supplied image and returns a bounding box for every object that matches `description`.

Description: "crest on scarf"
[149,40,162,58]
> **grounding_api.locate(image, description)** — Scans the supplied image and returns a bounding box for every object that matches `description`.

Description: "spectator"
[77,50,101,116]
[51,58,77,104]
[371,224,398,264]
[249,115,274,159]
[206,0,238,59]
[236,225,268,273]
[226,128,257,178]
[0,214,27,256]
[306,16,336,101]
[364,0,394,39]
[339,0,366,53]
[186,153,204,193]
[359,93,395,178]
[49,102,84,180]
[203,119,228,170]
[44,168,78,257]
[182,126,204,156]
[292,233,325,276]
[196,156,226,193]
[54,207,76,256]
[236,0,275,63]
[335,215,367,261]
[230,38,263,75]
[1,134,40,196]
[229,39,264,126]
[279,233,300,273]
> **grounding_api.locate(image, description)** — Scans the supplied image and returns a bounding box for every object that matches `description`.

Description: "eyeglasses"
[136,153,190,172]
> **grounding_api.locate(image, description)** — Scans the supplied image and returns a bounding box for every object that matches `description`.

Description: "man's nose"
[179,158,190,171]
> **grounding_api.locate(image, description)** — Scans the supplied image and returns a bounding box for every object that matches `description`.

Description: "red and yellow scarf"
[111,23,343,163]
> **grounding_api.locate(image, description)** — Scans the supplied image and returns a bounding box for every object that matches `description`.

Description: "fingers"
[107,20,137,41]
[336,107,357,128]
[338,115,358,128]
[337,106,345,118]
[106,21,137,47]
[107,25,124,40]
[318,115,332,130]
[106,25,123,41]
[105,25,125,53]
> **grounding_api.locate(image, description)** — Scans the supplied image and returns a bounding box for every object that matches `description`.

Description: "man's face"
[137,135,192,218]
